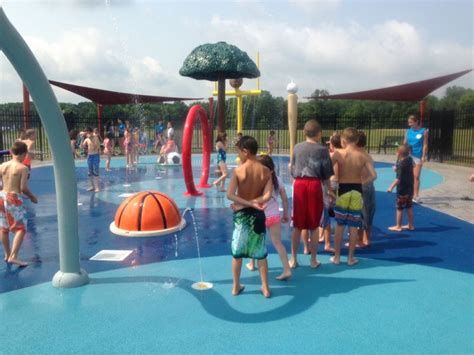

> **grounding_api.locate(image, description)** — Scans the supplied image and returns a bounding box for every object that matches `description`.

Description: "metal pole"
[0,7,88,288]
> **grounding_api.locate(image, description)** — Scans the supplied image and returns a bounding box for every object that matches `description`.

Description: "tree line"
[1,85,472,130]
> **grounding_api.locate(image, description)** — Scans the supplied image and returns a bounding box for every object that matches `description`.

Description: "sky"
[0,0,473,104]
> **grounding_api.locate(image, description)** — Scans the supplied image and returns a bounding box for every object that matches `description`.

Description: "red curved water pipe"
[182,105,211,196]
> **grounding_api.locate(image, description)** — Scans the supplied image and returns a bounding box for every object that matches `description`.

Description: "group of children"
[0,117,418,277]
[226,119,419,298]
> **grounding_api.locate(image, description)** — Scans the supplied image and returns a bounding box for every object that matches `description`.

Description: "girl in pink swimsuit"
[103,132,114,171]
[245,155,292,280]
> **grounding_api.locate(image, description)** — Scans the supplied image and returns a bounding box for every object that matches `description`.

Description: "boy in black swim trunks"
[387,144,415,232]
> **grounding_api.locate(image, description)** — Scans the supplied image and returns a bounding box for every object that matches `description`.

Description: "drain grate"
[90,250,133,261]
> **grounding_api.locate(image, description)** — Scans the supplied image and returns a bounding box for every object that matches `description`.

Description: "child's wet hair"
[398,143,411,157]
[69,129,78,140]
[356,131,367,148]
[216,132,227,143]
[342,127,359,144]
[330,134,342,149]
[84,127,93,133]
[259,154,279,192]
[11,141,28,156]
[25,129,35,139]
[236,136,258,155]
[303,119,321,138]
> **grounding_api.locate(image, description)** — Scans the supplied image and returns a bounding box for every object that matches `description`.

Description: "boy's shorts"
[334,190,363,228]
[87,153,100,176]
[0,192,27,233]
[232,207,267,260]
[396,195,413,210]
[362,182,376,230]
[292,177,323,230]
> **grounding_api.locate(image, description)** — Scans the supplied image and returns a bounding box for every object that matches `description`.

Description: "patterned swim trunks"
[231,207,267,260]
[0,192,27,233]
[334,190,363,228]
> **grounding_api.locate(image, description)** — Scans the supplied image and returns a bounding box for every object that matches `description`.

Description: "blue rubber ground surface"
[0,155,472,353]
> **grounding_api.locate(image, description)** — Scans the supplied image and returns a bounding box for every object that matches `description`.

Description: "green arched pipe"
[0,7,88,287]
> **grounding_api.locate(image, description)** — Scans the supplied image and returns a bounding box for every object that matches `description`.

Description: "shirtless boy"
[20,128,36,171]
[227,136,273,298]
[0,141,38,266]
[81,127,101,192]
[331,128,377,266]
[357,131,377,247]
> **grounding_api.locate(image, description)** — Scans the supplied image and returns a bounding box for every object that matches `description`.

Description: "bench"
[378,136,404,154]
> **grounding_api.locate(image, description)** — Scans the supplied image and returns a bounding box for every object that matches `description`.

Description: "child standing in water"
[81,127,101,192]
[331,128,377,266]
[357,131,376,247]
[245,155,292,281]
[213,132,228,192]
[227,136,273,298]
[103,132,114,172]
[0,141,38,266]
[387,144,415,232]
[289,120,334,269]
[124,128,133,168]
[267,130,275,155]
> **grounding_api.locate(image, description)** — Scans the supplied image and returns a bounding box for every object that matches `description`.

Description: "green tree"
[457,91,474,112]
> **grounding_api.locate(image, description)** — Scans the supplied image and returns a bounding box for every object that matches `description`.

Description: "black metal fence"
[1,109,472,166]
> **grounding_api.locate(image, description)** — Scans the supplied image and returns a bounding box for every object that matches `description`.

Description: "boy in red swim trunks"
[289,120,334,269]
[0,141,38,266]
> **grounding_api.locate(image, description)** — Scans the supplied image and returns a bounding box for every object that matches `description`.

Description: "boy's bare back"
[234,160,270,201]
[84,136,100,155]
[0,161,28,194]
[333,147,371,184]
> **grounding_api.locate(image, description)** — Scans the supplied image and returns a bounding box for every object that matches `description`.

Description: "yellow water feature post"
[213,53,262,132]
[287,81,298,160]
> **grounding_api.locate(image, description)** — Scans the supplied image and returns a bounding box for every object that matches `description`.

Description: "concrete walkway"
[372,154,474,223]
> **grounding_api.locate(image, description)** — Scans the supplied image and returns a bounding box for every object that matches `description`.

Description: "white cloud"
[0,27,206,103]
[0,14,472,104]
[289,0,342,16]
[208,16,473,98]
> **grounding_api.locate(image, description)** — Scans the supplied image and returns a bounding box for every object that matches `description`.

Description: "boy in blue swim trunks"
[81,127,101,192]
[227,136,273,298]
[331,128,376,266]
[0,141,38,266]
